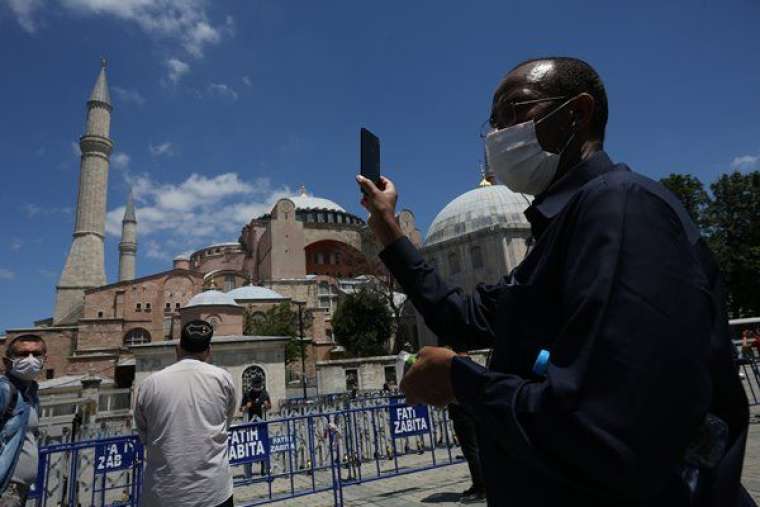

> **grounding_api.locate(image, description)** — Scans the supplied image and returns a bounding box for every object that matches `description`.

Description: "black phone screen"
[360,128,380,184]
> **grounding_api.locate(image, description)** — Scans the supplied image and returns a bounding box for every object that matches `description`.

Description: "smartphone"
[360,128,381,186]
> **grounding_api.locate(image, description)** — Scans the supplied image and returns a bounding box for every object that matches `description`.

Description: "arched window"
[242,365,266,394]
[124,328,151,347]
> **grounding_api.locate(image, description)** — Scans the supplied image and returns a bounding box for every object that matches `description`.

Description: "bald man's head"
[493,57,608,143]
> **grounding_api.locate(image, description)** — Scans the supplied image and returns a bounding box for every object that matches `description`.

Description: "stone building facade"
[5,60,422,403]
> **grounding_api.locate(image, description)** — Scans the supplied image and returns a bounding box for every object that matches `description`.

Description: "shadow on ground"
[421,492,463,503]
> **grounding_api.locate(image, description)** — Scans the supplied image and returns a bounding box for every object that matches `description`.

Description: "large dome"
[288,192,345,212]
[227,285,287,301]
[184,290,240,308]
[425,184,530,246]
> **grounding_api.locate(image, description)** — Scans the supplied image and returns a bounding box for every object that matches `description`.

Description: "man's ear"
[572,92,595,131]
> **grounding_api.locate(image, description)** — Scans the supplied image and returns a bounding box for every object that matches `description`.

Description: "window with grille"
[124,328,151,346]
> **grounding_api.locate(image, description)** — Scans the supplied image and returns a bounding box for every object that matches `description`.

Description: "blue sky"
[1,0,759,331]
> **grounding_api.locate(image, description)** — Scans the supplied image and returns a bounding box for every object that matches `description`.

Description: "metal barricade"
[738,356,760,406]
[29,435,143,506]
[29,399,461,507]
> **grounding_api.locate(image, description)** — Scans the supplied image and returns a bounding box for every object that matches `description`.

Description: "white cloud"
[61,0,226,57]
[0,269,15,280]
[184,20,220,58]
[208,83,238,101]
[23,203,73,218]
[112,152,130,169]
[112,86,145,106]
[732,154,760,171]
[5,0,43,33]
[106,172,293,259]
[149,142,175,157]
[10,238,23,251]
[166,58,190,83]
[71,141,81,157]
[242,76,252,87]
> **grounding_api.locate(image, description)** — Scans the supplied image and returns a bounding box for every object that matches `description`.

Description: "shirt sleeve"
[452,183,714,500]
[224,373,236,423]
[379,236,509,350]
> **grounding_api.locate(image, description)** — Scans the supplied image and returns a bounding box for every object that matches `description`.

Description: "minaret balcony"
[79,134,113,156]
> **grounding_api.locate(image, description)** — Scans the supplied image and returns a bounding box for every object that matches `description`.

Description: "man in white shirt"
[135,320,236,507]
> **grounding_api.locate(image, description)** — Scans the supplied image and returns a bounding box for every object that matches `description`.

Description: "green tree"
[705,171,760,317]
[244,302,311,364]
[659,173,710,229]
[332,288,393,357]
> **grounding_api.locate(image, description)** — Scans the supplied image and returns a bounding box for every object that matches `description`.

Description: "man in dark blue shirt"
[357,57,753,506]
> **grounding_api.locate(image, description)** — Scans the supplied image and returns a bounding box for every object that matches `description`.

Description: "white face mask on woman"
[485,97,577,196]
[10,354,44,381]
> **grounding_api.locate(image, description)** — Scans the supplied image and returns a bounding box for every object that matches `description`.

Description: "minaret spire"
[118,190,137,282]
[54,59,113,324]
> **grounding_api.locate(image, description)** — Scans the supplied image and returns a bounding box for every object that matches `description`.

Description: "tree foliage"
[244,302,312,364]
[660,173,710,228]
[332,288,393,357]
[705,172,760,317]
[660,170,760,317]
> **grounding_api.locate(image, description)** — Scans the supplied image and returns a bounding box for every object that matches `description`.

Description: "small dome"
[174,254,190,261]
[425,185,530,246]
[228,285,287,301]
[184,290,240,308]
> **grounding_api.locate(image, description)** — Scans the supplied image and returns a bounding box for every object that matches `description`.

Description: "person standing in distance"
[0,335,46,507]
[135,320,236,507]
[357,57,754,506]
[240,378,270,478]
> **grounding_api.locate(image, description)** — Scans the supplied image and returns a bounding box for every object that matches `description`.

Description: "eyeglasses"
[480,95,568,138]
[8,351,45,359]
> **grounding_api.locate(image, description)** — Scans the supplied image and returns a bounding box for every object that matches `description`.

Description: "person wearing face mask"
[357,57,754,506]
[0,335,46,507]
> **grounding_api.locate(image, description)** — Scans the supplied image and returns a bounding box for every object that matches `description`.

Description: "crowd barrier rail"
[28,397,460,507]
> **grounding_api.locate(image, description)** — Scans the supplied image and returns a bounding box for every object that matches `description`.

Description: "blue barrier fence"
[29,398,460,507]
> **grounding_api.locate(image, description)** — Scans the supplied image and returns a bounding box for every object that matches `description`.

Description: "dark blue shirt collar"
[525,151,623,237]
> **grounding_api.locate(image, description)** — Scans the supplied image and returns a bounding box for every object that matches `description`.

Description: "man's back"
[135,358,235,507]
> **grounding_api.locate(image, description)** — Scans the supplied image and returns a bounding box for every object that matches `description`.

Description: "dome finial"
[478,162,492,187]
[100,57,107,68]
[299,184,307,196]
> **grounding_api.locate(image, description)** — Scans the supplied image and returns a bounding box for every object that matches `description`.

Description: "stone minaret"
[54,59,113,324]
[118,191,137,281]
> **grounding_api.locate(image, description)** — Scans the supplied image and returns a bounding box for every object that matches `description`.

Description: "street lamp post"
[294,301,308,400]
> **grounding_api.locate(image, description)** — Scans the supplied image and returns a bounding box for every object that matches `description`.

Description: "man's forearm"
[373,212,404,247]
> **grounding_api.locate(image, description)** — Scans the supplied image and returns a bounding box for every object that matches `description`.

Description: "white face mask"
[10,354,44,381]
[484,98,577,196]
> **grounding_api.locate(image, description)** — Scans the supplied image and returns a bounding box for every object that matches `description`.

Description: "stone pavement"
[742,408,760,502]
[276,463,483,507]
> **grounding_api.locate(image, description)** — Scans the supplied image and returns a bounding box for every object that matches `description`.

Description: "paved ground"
[235,407,760,506]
